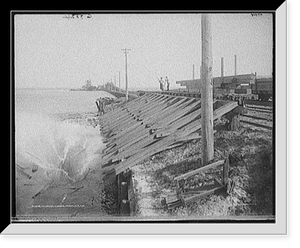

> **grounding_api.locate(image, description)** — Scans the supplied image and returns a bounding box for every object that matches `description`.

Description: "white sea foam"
[15,112,104,182]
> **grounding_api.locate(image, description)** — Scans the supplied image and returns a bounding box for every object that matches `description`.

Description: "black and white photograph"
[6,7,288,235]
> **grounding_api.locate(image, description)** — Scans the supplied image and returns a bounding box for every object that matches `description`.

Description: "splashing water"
[15,113,104,182]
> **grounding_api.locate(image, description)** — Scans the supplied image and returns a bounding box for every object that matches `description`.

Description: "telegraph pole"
[234,54,237,76]
[119,71,121,89]
[122,48,131,101]
[200,14,214,165]
[221,57,224,84]
[193,64,195,80]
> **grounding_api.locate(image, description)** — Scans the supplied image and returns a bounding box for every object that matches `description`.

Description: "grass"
[132,121,274,218]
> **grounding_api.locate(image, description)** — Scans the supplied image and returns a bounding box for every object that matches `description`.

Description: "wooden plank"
[174,160,225,181]
[244,100,273,107]
[214,177,224,187]
[183,186,223,205]
[170,130,217,144]
[167,200,183,209]
[152,109,199,139]
[245,104,272,111]
[246,107,273,114]
[213,101,238,120]
[223,158,229,186]
[240,120,273,130]
[241,114,272,121]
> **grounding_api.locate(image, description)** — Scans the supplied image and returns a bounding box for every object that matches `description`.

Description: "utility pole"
[122,48,131,101]
[234,55,237,76]
[119,71,121,89]
[193,64,195,80]
[200,14,214,165]
[221,57,224,85]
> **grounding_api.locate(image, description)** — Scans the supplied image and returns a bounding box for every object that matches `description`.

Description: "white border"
[274,0,287,235]
[3,4,287,235]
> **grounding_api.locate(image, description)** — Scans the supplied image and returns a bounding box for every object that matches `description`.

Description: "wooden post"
[120,181,130,215]
[228,114,240,131]
[201,14,214,165]
[223,158,229,186]
[225,105,245,131]
[95,100,100,112]
[117,172,130,216]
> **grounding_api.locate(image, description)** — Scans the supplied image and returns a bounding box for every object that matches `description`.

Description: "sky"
[14,13,273,90]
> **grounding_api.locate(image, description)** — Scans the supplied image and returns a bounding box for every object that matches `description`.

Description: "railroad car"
[251,77,273,101]
[213,76,273,101]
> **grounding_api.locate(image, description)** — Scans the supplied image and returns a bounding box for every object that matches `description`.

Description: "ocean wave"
[15,112,103,182]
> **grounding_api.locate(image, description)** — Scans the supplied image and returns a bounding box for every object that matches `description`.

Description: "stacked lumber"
[99,93,238,180]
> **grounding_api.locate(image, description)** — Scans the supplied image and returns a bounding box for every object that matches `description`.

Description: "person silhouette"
[159,77,164,91]
[165,76,170,91]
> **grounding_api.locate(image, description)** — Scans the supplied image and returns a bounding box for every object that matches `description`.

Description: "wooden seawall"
[99,93,238,177]
[98,92,239,215]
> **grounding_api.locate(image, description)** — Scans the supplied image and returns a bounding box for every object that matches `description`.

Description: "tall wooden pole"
[193,64,195,80]
[234,55,237,76]
[119,71,121,89]
[122,48,131,101]
[201,14,214,165]
[125,53,128,100]
[221,57,224,85]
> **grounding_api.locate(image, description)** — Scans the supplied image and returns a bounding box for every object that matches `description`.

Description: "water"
[15,88,113,116]
[15,88,114,182]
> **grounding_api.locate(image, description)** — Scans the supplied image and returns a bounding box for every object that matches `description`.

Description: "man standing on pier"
[165,76,170,91]
[159,77,164,91]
